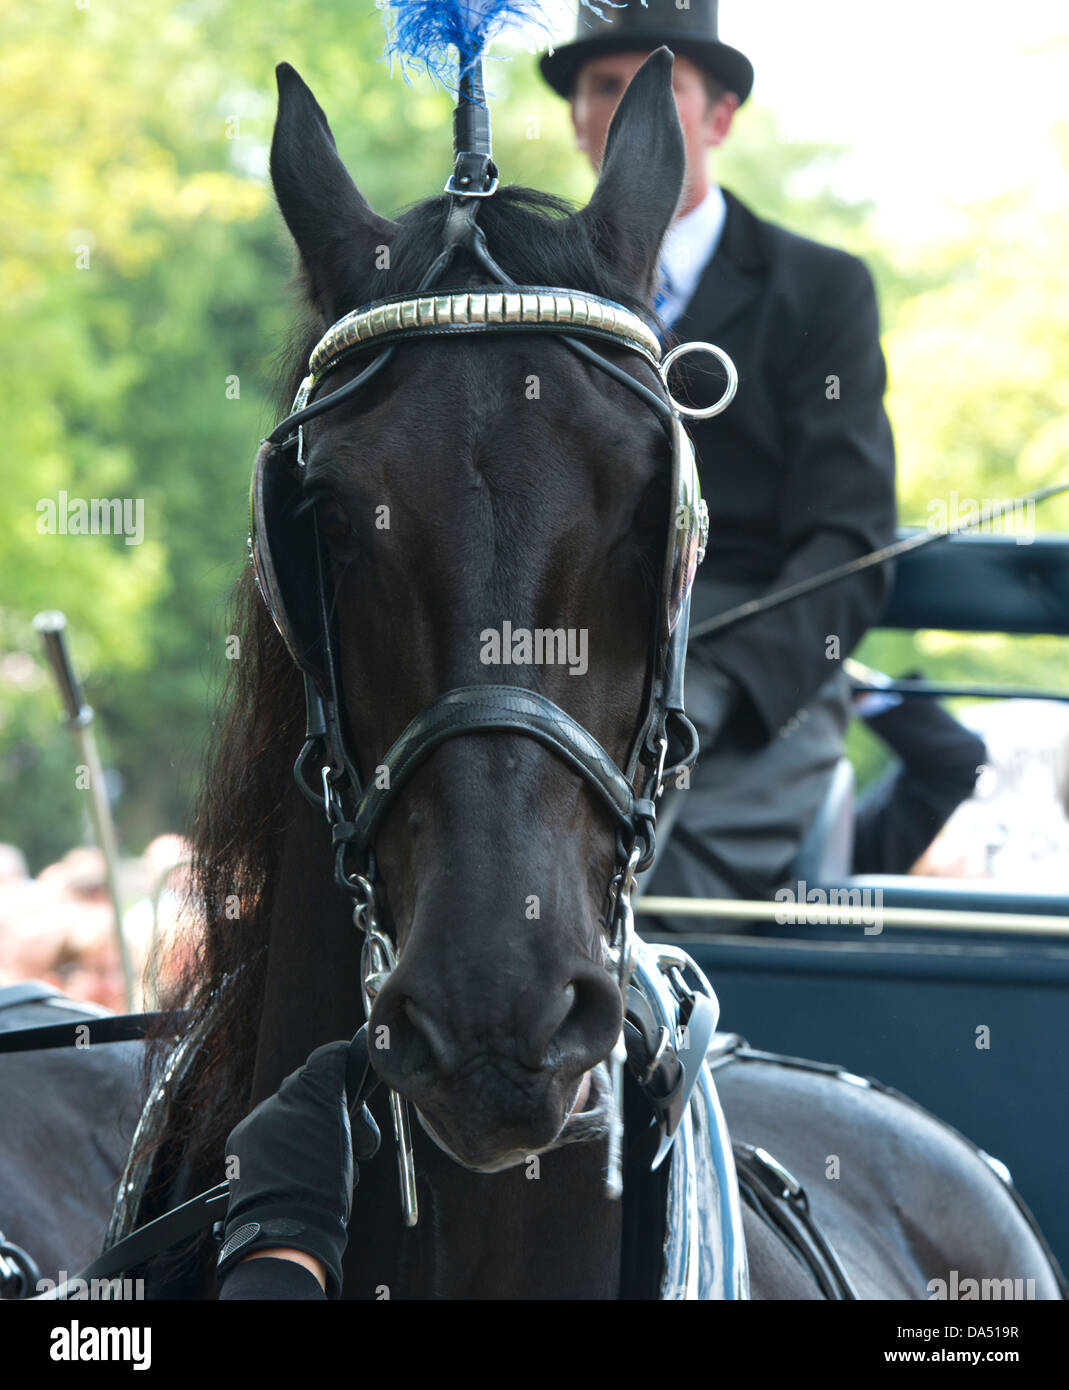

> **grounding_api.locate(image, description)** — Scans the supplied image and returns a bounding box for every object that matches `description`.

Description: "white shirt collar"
[656,184,727,327]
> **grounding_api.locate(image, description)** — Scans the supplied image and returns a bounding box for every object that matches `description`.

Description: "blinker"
[664,418,709,638]
[249,435,329,689]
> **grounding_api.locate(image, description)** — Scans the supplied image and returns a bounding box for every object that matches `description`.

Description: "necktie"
[653,258,676,342]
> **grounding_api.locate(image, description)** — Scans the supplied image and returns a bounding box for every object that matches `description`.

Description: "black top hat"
[539,0,753,105]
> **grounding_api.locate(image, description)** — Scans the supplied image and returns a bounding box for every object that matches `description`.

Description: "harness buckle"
[0,1232,41,1301]
[444,162,500,197]
[750,1146,805,1204]
[653,734,669,801]
[359,924,395,1017]
[641,1025,673,1088]
[632,798,658,874]
[321,764,346,824]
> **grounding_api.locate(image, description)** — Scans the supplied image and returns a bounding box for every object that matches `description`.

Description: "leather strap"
[334,685,641,861]
[0,981,61,1014]
[0,1010,185,1054]
[623,984,684,1124]
[733,1143,858,1300]
[32,1184,231,1299]
[623,983,719,1166]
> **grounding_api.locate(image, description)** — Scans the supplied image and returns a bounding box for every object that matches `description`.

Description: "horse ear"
[270,63,398,320]
[574,47,685,300]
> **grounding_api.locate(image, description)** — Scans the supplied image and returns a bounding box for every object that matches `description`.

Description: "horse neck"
[249,794,623,1299]
[332,1119,622,1299]
[249,791,364,1104]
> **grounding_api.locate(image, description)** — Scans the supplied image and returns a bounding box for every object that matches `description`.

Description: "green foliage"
[1,5,1066,864]
[0,659,85,874]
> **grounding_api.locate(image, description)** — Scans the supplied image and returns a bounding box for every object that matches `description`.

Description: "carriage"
[639,529,1069,1278]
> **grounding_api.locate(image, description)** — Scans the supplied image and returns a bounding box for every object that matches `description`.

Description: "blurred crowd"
[0,835,196,1013]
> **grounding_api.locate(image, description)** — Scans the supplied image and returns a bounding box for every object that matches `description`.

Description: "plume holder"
[445,58,499,196]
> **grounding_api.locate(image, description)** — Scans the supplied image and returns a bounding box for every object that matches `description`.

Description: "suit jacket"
[672,188,897,744]
[853,698,987,875]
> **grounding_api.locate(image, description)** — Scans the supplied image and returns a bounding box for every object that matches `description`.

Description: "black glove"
[215,1034,378,1299]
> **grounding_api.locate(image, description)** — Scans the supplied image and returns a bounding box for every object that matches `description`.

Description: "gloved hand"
[215,1033,379,1299]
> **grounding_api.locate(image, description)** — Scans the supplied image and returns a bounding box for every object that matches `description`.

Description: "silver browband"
[293,288,737,427]
[304,286,663,387]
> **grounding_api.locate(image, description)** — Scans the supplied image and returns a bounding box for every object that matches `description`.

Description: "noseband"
[249,154,735,1224]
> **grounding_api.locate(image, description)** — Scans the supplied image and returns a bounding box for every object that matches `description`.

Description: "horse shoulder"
[712,1050,1062,1300]
[0,992,142,1281]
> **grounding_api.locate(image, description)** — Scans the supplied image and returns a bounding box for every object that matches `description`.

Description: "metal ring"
[321,765,335,821]
[659,340,738,419]
[359,926,396,1020]
[0,1235,41,1300]
[652,734,669,801]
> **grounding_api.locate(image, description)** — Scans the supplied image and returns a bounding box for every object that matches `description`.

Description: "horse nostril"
[539,971,621,1069]
[369,993,434,1082]
[402,997,455,1074]
[524,984,576,1066]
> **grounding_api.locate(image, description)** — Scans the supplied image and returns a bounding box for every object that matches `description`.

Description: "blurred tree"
[849,126,1069,788]
[1,1,1065,867]
[1,0,270,864]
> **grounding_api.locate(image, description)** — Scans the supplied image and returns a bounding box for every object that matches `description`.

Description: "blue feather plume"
[378,0,631,93]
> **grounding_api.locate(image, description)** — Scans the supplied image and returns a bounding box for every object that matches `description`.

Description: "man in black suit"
[540,2,897,912]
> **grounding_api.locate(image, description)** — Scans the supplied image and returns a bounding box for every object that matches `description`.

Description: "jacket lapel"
[670,188,769,342]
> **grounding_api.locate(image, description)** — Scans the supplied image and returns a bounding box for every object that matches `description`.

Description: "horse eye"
[316,497,352,540]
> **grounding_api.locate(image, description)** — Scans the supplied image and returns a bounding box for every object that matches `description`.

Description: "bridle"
[248,110,737,1222]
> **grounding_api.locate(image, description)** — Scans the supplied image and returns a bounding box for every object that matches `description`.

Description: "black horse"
[34,53,1061,1300]
[0,984,140,1293]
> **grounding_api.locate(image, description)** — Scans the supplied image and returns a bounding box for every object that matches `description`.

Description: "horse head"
[265,54,686,1172]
